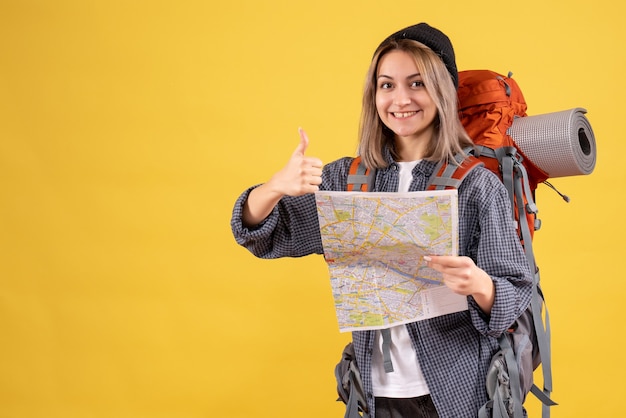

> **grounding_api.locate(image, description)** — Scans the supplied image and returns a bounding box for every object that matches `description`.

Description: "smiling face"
[375,50,438,158]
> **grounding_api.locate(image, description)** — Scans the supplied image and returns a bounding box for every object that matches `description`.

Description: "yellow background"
[0,1,622,417]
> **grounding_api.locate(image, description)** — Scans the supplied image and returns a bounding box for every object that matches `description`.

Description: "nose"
[393,86,411,106]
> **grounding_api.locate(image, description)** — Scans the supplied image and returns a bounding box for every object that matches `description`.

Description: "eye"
[411,80,425,88]
[379,82,393,90]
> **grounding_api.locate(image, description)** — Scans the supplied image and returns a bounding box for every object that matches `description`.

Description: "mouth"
[392,111,418,119]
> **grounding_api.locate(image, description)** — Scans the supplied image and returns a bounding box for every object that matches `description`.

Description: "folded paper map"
[315,190,468,332]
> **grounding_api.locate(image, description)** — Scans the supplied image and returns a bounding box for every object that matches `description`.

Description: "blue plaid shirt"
[231,149,533,417]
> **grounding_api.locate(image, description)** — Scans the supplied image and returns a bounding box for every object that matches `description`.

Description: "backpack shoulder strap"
[349,152,483,192]
[427,151,484,191]
[347,156,375,192]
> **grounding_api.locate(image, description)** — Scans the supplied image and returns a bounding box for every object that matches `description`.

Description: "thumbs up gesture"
[269,128,323,196]
[242,128,323,227]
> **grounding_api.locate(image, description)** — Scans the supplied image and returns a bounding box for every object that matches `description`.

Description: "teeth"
[393,111,416,118]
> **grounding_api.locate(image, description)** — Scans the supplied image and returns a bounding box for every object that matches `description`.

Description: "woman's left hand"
[424,255,495,314]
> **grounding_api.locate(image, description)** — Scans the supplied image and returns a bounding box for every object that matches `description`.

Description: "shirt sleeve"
[458,167,533,338]
[230,157,353,259]
[230,186,323,259]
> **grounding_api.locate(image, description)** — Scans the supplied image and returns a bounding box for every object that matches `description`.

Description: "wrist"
[472,272,495,314]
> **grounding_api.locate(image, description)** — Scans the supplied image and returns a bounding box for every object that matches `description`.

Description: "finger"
[307,166,323,176]
[424,256,460,275]
[424,255,443,267]
[308,174,323,186]
[425,255,467,267]
[294,127,309,157]
[425,255,451,263]
[303,156,324,169]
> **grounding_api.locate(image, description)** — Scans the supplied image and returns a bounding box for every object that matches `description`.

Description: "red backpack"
[456,70,549,243]
[455,70,555,418]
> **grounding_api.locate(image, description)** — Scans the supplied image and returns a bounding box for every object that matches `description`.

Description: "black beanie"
[378,22,458,89]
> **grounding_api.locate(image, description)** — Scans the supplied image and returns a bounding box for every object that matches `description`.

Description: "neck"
[394,136,430,162]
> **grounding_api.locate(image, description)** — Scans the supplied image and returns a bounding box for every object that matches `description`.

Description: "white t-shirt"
[371,160,430,398]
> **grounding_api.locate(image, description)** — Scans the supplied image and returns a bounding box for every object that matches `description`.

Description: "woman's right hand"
[242,128,323,227]
[266,128,323,196]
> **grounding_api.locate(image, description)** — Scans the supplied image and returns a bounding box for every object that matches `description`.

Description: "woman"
[231,22,532,418]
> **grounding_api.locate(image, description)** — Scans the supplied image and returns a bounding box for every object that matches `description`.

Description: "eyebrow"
[377,72,422,80]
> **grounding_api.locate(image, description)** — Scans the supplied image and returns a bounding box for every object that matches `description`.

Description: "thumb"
[293,127,309,157]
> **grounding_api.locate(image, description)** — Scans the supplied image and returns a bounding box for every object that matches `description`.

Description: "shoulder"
[461,164,504,189]
[321,156,357,191]
[458,165,510,209]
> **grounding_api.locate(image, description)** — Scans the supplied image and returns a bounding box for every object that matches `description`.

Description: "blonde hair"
[358,39,473,169]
